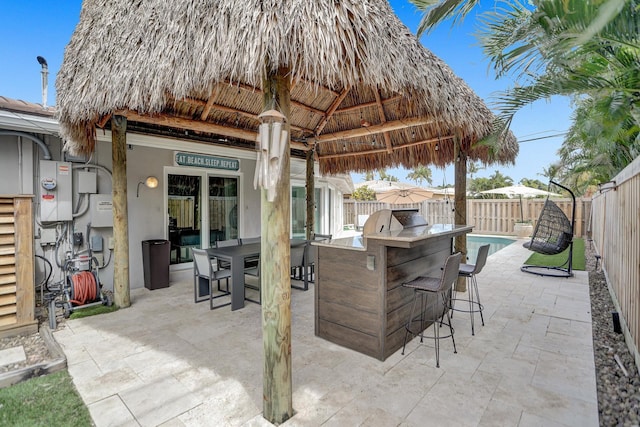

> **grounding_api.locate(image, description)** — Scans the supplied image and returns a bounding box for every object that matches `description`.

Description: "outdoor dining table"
[206,242,261,311]
[205,239,311,310]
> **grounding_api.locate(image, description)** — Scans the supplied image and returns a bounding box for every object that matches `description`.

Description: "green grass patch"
[69,303,119,319]
[0,370,92,427]
[524,237,585,270]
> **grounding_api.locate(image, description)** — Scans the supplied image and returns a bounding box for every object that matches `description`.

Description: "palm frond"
[412,0,482,35]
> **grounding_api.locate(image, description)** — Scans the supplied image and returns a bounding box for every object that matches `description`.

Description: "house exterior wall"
[1,109,349,295]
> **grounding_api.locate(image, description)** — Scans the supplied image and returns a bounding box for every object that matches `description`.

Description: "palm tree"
[540,163,561,182]
[411,0,639,182]
[489,170,513,188]
[479,0,639,129]
[467,161,481,179]
[519,178,547,191]
[468,170,514,195]
[378,170,398,182]
[406,165,433,186]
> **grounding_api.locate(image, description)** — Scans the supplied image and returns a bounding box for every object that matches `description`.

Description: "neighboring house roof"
[429,186,456,196]
[353,180,454,197]
[0,96,55,117]
[0,96,59,135]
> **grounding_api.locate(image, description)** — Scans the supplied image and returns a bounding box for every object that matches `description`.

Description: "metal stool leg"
[434,301,440,367]
[445,296,457,355]
[402,289,420,354]
[473,274,485,327]
[467,275,476,335]
[435,290,457,368]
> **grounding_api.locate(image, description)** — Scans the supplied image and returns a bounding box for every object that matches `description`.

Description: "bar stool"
[401,252,462,368]
[452,244,489,335]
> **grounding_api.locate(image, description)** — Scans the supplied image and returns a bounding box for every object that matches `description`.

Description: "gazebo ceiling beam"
[230,80,325,116]
[295,77,339,97]
[180,97,311,134]
[315,117,435,143]
[334,95,403,114]
[317,135,453,160]
[185,97,255,121]
[314,86,351,136]
[97,113,112,129]
[116,109,310,151]
[200,84,222,121]
[373,89,393,154]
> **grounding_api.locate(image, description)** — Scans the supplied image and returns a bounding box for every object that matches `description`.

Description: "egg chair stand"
[521,181,575,278]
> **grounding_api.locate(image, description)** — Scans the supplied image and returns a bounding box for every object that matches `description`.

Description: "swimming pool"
[466,235,516,262]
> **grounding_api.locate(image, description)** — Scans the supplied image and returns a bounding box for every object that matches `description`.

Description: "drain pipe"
[37,56,48,109]
[0,130,52,160]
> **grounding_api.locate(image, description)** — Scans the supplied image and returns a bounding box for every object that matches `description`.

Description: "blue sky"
[0,1,572,186]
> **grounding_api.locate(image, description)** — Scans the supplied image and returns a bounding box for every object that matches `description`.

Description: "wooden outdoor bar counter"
[313,211,472,361]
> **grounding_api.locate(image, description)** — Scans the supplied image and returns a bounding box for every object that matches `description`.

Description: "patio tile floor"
[53,240,598,427]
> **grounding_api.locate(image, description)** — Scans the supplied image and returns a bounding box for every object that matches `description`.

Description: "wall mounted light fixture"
[136,176,159,197]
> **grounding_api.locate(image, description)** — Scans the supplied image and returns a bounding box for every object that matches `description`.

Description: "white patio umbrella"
[480,184,561,222]
[376,187,434,204]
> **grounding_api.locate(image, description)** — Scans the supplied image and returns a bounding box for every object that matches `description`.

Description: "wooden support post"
[306,150,314,240]
[454,141,467,292]
[111,115,131,308]
[261,67,293,424]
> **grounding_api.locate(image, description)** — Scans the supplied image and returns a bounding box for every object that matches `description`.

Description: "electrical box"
[91,235,103,252]
[39,160,73,222]
[77,171,97,194]
[90,194,114,227]
[40,228,57,246]
[73,232,84,246]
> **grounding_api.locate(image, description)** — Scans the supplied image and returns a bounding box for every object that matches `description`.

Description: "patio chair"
[240,236,260,269]
[244,255,261,305]
[290,243,306,290]
[215,238,240,270]
[191,248,231,309]
[452,244,489,335]
[522,180,575,277]
[401,252,462,368]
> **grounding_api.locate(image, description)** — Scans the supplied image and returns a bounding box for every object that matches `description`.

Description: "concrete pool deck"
[53,238,598,426]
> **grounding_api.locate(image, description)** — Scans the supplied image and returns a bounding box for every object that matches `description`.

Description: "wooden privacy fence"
[591,157,640,375]
[344,198,590,237]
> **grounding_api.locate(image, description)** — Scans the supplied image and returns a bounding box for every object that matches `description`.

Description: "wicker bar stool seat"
[401,252,462,368]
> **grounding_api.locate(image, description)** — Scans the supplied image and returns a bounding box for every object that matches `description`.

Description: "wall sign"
[174,152,239,171]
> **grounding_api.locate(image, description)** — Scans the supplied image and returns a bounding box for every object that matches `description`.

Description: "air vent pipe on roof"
[37,56,48,109]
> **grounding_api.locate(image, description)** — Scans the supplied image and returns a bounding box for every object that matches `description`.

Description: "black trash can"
[142,239,170,290]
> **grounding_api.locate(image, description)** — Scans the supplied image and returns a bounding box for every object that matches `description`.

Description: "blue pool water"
[466,235,516,263]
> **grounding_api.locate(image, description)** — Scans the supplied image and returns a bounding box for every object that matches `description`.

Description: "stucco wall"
[1,125,346,296]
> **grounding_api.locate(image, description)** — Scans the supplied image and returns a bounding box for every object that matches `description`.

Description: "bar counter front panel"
[314,225,472,361]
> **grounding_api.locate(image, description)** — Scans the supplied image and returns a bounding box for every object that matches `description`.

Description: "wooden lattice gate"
[0,195,36,338]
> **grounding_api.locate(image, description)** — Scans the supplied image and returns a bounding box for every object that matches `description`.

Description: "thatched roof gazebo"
[56,1,516,423]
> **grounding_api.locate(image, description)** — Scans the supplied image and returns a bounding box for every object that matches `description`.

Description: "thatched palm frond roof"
[56,0,517,174]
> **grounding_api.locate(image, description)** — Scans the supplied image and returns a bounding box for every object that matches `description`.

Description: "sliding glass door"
[208,176,238,245]
[168,174,202,264]
[168,171,238,265]
[291,185,324,238]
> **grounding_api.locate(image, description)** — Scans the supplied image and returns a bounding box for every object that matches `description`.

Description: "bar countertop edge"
[312,224,474,251]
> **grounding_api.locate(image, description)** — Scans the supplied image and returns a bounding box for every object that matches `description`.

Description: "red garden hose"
[69,271,97,305]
